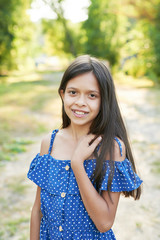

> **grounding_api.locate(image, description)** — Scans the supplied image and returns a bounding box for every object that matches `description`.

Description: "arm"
[30,186,42,240]
[71,135,125,233]
[30,135,50,239]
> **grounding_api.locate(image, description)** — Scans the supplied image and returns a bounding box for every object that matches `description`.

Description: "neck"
[67,123,90,141]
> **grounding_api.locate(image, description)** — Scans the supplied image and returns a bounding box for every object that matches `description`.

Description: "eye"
[69,90,76,95]
[89,93,96,98]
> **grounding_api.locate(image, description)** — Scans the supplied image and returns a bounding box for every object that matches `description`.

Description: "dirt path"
[113,86,160,240]
[0,85,160,239]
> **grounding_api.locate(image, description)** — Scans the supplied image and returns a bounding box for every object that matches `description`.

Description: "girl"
[27,55,143,240]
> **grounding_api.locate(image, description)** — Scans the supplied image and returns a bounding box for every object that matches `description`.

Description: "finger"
[85,134,96,146]
[89,136,102,148]
[88,135,97,146]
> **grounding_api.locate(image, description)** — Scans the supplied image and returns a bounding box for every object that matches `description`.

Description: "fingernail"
[98,136,102,141]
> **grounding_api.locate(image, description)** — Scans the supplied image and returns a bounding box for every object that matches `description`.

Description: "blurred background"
[0,0,160,239]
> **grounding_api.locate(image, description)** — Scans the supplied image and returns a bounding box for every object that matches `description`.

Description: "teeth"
[75,111,86,115]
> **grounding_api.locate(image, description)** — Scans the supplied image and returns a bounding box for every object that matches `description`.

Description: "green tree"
[42,18,84,58]
[82,0,120,65]
[119,0,160,82]
[42,0,79,56]
[147,1,160,82]
[0,0,34,74]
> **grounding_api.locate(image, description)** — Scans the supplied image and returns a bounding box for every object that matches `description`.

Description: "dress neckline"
[38,153,127,164]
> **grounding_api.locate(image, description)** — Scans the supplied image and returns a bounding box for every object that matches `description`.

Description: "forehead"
[66,72,100,91]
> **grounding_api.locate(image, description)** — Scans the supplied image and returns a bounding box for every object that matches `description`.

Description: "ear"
[60,89,64,100]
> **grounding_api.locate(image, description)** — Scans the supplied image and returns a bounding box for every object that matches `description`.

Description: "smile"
[72,110,89,118]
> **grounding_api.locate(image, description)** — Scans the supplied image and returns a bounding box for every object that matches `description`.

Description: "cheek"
[63,96,74,111]
[93,99,101,113]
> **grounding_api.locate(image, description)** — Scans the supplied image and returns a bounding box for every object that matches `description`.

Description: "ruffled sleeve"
[27,153,80,195]
[27,153,49,189]
[100,158,143,192]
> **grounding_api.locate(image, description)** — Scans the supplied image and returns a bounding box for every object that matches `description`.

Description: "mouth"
[72,109,89,118]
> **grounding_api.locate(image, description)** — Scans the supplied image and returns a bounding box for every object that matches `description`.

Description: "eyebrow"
[67,87,100,94]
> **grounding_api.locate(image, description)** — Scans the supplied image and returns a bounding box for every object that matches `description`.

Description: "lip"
[71,109,89,118]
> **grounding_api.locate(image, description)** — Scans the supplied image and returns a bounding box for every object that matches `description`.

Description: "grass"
[0,70,62,164]
[0,173,33,239]
[0,197,30,239]
[0,138,34,163]
[151,159,160,174]
[4,217,29,238]
[7,178,29,196]
[136,222,142,229]
[0,197,8,209]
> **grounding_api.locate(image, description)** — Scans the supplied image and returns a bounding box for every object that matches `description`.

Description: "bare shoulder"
[113,137,126,162]
[40,132,52,156]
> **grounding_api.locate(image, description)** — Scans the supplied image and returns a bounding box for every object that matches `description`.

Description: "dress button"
[61,192,66,198]
[59,225,63,232]
[65,165,69,170]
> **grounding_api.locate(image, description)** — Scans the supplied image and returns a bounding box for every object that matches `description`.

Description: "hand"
[71,134,102,168]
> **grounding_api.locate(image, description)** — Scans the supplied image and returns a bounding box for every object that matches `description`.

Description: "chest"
[50,138,76,160]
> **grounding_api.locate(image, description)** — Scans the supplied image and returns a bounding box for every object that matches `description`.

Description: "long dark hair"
[58,55,142,200]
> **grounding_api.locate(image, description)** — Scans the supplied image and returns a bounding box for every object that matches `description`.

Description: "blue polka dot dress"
[27,129,143,240]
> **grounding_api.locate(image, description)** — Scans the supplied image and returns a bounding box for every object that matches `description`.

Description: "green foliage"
[118,0,160,83]
[42,19,84,57]
[42,0,80,57]
[0,0,35,74]
[0,0,15,72]
[39,0,160,83]
[82,0,120,65]
[42,19,65,56]
[1,0,160,83]
[148,2,160,82]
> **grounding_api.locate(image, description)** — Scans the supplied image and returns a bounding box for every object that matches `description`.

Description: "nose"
[75,94,86,106]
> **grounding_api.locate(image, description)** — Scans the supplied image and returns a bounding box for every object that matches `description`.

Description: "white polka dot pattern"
[27,130,142,240]
[100,159,143,192]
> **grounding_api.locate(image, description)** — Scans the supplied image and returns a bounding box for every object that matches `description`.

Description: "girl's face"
[61,72,101,129]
